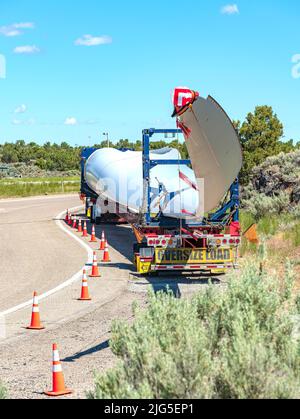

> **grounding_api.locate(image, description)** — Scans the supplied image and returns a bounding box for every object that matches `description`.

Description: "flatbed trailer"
[132,128,241,275]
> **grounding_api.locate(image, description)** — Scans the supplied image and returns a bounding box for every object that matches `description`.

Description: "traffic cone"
[72,216,77,229]
[78,270,91,301]
[90,225,97,243]
[99,231,106,250]
[65,210,69,223]
[89,252,101,278]
[102,241,111,263]
[82,221,88,238]
[77,219,83,233]
[44,344,73,397]
[27,292,45,330]
[68,215,73,226]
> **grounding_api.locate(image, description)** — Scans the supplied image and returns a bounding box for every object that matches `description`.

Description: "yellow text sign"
[155,248,233,265]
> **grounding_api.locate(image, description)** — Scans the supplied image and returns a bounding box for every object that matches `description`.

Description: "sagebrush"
[0,382,7,399]
[242,149,300,220]
[88,262,300,399]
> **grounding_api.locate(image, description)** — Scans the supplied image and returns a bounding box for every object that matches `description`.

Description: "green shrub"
[243,190,290,222]
[285,222,300,248]
[89,263,300,400]
[0,382,7,399]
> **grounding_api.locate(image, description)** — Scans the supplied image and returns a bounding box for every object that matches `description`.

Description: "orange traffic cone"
[99,231,106,250]
[78,270,91,301]
[27,292,45,330]
[72,216,77,229]
[102,241,111,263]
[89,252,101,278]
[44,344,73,397]
[90,225,97,243]
[77,219,83,233]
[82,221,88,238]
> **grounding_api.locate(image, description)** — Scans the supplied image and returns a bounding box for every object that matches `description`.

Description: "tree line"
[0,106,299,183]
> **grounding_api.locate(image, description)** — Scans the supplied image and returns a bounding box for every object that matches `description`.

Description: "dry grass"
[0,177,80,198]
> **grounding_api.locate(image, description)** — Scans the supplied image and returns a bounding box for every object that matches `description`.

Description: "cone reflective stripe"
[78,270,92,301]
[99,231,106,250]
[82,221,88,237]
[27,292,45,330]
[90,225,97,243]
[102,241,111,263]
[72,216,77,229]
[89,252,101,278]
[44,344,73,397]
[77,219,83,233]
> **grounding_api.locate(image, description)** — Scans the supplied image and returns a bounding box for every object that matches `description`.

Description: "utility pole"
[103,132,109,148]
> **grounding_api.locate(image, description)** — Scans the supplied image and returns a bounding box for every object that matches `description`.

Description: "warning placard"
[155,248,233,265]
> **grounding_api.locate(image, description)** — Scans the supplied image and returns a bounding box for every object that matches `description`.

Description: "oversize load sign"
[155,248,233,264]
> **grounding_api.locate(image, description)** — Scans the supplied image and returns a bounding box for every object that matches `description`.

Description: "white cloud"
[12,118,35,126]
[0,22,34,37]
[14,104,27,114]
[64,117,78,126]
[12,119,22,125]
[13,45,40,54]
[14,22,35,29]
[221,4,239,15]
[74,34,112,47]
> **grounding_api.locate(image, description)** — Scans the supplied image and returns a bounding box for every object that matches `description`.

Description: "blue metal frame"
[142,128,240,227]
[142,128,191,224]
[81,133,240,227]
[209,178,240,223]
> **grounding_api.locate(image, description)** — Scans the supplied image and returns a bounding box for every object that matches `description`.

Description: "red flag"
[172,87,199,116]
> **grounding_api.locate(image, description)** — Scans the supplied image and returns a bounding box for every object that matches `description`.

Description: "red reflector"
[235,239,240,244]
[156,240,160,245]
[223,239,227,244]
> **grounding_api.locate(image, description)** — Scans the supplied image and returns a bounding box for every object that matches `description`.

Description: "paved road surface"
[0,195,88,311]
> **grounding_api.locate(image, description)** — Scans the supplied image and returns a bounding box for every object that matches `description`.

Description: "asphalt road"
[0,195,87,311]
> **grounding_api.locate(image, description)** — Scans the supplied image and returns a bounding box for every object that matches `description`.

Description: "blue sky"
[0,0,299,145]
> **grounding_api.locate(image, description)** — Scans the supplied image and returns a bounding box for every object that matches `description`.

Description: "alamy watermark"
[292,54,300,79]
[0,54,6,79]
[91,174,205,220]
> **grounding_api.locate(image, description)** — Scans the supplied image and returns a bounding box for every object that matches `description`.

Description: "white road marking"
[0,194,78,204]
[0,205,93,317]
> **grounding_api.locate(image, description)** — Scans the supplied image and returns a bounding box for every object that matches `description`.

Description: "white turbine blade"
[179,95,243,213]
